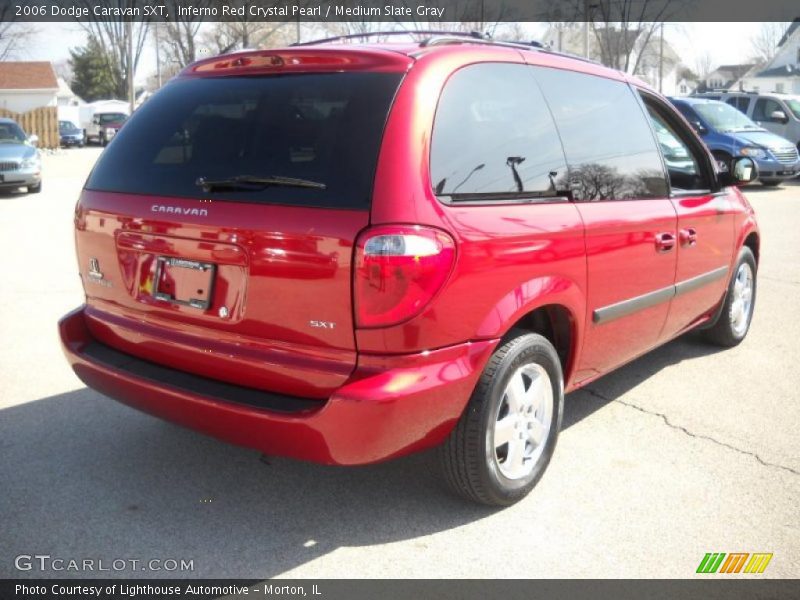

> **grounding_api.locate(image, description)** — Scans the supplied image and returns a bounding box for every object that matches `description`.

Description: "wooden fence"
[0,106,59,149]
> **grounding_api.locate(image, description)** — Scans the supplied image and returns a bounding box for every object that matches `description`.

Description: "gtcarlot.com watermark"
[15,554,194,573]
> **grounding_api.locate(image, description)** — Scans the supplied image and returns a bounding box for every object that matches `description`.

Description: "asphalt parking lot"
[0,148,798,579]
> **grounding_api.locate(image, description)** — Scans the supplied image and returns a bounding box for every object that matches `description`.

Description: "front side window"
[531,67,667,201]
[644,103,709,192]
[752,98,782,122]
[430,63,567,201]
[785,98,800,120]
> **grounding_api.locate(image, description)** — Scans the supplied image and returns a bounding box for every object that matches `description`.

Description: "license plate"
[778,170,796,176]
[153,257,215,310]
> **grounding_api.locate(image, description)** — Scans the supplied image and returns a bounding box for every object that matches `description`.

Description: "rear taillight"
[355,225,456,328]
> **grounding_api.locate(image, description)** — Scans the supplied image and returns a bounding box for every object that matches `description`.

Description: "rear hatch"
[75,51,407,398]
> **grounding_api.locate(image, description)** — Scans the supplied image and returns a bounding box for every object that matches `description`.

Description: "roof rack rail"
[291,30,487,47]
[418,36,603,65]
[419,35,544,50]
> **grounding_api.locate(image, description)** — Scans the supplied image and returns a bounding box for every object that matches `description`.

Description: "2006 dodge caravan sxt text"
[60,34,760,506]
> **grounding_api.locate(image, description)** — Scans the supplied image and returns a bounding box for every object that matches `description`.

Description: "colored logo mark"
[696,552,773,574]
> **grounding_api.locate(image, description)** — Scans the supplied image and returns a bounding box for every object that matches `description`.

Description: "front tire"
[704,247,757,347]
[28,182,41,194]
[761,181,781,187]
[439,332,563,506]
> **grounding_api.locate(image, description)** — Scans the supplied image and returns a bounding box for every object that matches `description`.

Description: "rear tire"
[704,247,757,347]
[439,332,563,506]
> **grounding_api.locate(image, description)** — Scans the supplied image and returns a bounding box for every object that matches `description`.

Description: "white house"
[0,62,59,113]
[736,20,800,93]
[675,77,698,96]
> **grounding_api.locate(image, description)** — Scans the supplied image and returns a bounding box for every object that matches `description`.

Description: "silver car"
[0,118,42,194]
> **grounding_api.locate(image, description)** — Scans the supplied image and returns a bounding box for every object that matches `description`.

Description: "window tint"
[693,101,759,131]
[785,98,800,120]
[725,97,750,113]
[753,98,782,121]
[531,68,668,201]
[430,63,567,200]
[0,121,26,142]
[645,104,709,192]
[674,102,699,122]
[86,73,403,209]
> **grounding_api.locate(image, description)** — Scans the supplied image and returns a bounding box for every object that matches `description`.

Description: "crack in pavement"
[582,387,800,477]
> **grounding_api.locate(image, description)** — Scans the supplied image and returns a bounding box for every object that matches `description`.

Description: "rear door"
[530,68,677,380]
[641,93,734,338]
[76,68,404,398]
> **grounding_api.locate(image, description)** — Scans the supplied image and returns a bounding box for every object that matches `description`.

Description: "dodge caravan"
[60,33,760,506]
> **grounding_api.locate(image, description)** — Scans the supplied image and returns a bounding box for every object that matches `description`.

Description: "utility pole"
[658,23,664,94]
[154,22,162,89]
[582,0,590,58]
[127,19,135,113]
[295,16,300,44]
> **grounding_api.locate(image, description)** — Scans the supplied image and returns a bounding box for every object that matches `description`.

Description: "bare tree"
[0,4,37,61]
[318,21,399,43]
[750,22,791,63]
[591,0,677,74]
[203,20,288,54]
[543,0,682,74]
[693,51,715,81]
[73,1,150,99]
[159,17,207,67]
[53,59,74,83]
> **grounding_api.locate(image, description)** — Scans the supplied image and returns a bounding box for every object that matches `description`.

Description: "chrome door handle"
[680,227,698,247]
[655,232,676,253]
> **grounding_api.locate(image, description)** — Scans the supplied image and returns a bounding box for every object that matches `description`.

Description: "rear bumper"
[59,306,496,465]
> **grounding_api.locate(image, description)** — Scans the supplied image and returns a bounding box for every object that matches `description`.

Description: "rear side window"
[531,67,667,201]
[725,97,751,114]
[430,63,568,201]
[86,73,403,209]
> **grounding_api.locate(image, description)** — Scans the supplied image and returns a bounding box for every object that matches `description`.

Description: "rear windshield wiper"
[195,175,326,192]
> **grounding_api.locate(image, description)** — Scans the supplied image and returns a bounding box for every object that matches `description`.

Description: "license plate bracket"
[153,257,216,310]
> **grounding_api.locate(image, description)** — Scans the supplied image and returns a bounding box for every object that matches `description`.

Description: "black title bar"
[3,0,800,23]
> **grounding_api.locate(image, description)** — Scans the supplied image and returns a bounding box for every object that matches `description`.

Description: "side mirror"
[719,156,758,186]
[93,118,100,125]
[28,134,38,147]
[770,109,788,123]
[692,120,707,134]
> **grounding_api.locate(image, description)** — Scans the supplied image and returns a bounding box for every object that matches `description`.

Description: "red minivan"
[60,34,760,505]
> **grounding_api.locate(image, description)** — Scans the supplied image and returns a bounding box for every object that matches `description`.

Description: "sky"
[22,21,768,86]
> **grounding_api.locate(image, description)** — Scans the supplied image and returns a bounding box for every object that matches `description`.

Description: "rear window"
[86,73,403,209]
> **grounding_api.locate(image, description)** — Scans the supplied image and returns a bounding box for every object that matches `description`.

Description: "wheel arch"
[476,276,585,388]
[743,231,759,265]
